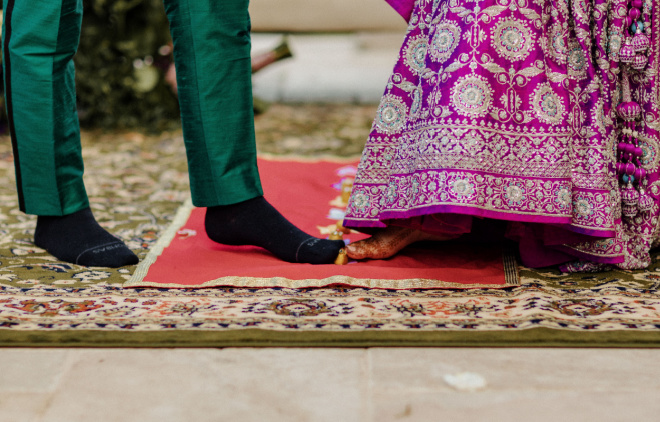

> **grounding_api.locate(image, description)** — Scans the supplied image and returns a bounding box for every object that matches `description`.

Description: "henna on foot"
[345,226,451,260]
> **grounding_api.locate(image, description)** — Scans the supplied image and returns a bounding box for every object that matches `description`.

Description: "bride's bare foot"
[346,226,451,260]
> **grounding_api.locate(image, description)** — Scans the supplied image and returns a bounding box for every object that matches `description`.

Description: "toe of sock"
[76,242,139,268]
[296,238,345,264]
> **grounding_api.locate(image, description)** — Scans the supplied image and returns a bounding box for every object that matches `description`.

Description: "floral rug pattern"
[1,105,660,343]
[2,280,660,333]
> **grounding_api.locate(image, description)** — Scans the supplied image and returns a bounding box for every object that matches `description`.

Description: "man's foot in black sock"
[205,196,345,264]
[34,207,139,268]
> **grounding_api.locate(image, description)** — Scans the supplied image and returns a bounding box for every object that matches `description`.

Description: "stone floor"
[2,348,660,421]
[3,34,660,421]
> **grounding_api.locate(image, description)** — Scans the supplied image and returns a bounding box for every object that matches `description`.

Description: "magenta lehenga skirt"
[343,0,660,270]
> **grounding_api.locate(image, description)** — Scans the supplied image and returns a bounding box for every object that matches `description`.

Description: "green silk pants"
[2,0,263,216]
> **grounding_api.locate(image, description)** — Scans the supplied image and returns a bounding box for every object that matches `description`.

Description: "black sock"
[205,196,344,264]
[34,207,139,268]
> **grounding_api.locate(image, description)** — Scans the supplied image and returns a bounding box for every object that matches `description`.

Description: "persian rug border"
[3,282,660,348]
[126,198,519,289]
[2,327,660,348]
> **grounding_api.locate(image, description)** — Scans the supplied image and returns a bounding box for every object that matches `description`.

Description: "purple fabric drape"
[347,0,659,269]
[385,0,416,21]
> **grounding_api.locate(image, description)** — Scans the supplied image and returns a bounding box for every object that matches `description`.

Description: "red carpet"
[126,158,518,289]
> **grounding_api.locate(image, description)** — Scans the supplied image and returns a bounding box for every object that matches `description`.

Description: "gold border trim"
[127,275,510,290]
[126,197,195,287]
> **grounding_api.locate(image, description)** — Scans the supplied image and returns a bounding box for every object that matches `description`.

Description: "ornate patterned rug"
[1,106,660,347]
[2,277,660,347]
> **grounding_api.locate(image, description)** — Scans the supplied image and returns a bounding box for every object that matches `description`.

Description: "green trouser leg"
[2,0,262,214]
[2,0,88,216]
[163,0,263,207]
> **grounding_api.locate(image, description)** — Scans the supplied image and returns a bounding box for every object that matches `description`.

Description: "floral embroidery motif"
[639,138,659,172]
[404,35,429,74]
[531,83,566,125]
[555,188,571,209]
[450,177,475,198]
[491,18,536,62]
[382,180,399,206]
[429,21,461,63]
[374,94,408,134]
[450,75,493,118]
[505,182,526,205]
[567,40,587,80]
[573,196,595,218]
[650,181,660,198]
[408,176,422,203]
[349,189,371,214]
[410,88,423,117]
[460,129,485,155]
[573,0,591,23]
[545,23,568,64]
[608,31,623,61]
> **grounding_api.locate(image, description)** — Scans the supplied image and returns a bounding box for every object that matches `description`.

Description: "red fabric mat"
[126,158,517,289]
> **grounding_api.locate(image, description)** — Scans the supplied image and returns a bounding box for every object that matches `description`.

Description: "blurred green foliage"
[75,0,180,131]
